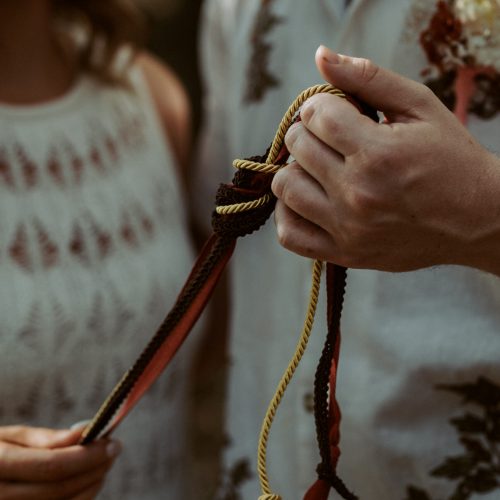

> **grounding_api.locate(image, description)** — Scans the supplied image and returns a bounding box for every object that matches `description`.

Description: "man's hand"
[272,45,500,274]
[0,425,121,499]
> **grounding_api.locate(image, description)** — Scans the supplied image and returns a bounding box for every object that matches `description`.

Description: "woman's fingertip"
[106,440,122,458]
[70,419,91,431]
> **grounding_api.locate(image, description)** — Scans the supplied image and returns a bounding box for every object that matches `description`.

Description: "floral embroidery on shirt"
[406,376,500,500]
[243,0,283,104]
[406,0,500,122]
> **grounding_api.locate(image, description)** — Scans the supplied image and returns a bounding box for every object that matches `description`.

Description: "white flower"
[454,0,500,70]
[455,0,500,24]
[455,0,500,23]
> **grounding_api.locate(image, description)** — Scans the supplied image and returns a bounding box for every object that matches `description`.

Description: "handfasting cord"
[79,83,366,500]
[229,85,358,500]
[307,264,358,500]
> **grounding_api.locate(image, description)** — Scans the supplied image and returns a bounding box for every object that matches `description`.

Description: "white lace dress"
[0,66,197,499]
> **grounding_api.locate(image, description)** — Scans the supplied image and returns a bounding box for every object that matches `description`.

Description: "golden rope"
[233,159,282,174]
[215,84,346,500]
[215,193,272,215]
[266,84,345,164]
[257,259,323,500]
[217,84,345,215]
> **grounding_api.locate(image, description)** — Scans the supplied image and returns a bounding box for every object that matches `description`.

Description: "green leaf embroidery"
[407,376,500,499]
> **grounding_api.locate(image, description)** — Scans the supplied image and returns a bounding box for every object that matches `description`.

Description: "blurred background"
[142,0,204,135]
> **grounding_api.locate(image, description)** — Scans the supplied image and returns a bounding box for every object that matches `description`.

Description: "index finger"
[0,439,119,482]
[300,93,380,157]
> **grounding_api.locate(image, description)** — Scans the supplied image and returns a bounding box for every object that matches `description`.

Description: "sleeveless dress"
[0,66,197,499]
[198,1,500,499]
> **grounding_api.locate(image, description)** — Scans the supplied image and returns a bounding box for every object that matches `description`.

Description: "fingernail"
[70,419,91,431]
[318,45,340,64]
[106,440,122,458]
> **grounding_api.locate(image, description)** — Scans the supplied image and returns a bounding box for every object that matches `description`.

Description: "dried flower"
[418,0,500,122]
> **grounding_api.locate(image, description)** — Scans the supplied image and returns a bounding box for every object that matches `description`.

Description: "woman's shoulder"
[134,52,191,167]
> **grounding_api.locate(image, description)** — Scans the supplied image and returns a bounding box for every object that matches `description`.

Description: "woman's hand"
[0,425,121,499]
[272,46,500,274]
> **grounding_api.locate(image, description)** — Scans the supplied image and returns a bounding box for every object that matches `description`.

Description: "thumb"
[315,45,434,121]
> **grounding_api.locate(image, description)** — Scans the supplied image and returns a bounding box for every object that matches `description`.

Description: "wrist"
[458,152,500,276]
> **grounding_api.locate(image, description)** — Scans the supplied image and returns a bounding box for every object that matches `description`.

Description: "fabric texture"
[197,1,500,499]
[0,64,197,499]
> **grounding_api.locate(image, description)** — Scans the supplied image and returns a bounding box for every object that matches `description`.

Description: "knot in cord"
[212,154,279,239]
[212,83,346,243]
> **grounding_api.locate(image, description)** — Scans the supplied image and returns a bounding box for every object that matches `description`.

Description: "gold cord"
[257,260,323,500]
[217,84,345,215]
[215,84,346,500]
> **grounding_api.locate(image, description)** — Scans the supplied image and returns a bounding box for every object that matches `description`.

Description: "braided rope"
[80,236,233,443]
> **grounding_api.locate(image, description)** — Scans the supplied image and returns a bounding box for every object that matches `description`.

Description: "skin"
[272,45,500,276]
[138,53,192,188]
[0,426,120,500]
[0,1,191,498]
[0,0,75,104]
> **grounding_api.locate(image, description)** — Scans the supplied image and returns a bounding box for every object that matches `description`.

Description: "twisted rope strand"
[257,260,323,500]
[233,159,282,174]
[215,193,272,215]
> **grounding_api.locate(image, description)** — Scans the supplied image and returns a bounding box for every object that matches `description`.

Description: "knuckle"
[271,163,297,203]
[357,58,380,85]
[281,181,303,211]
[284,123,303,151]
[322,113,341,139]
[300,97,317,125]
[303,95,342,137]
[346,186,381,216]
[274,166,302,208]
[276,221,293,250]
[271,172,284,199]
[415,82,436,106]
